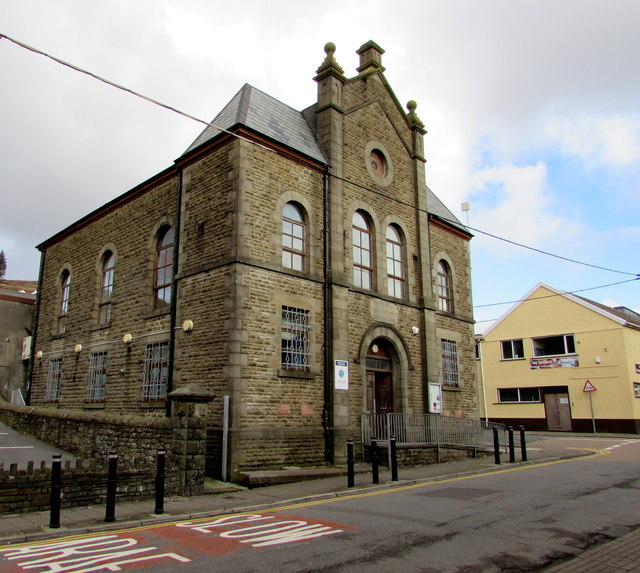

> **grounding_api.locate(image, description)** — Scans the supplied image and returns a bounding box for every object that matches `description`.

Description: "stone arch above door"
[358,323,413,413]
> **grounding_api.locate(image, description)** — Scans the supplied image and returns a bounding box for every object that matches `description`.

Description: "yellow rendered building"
[476,283,640,433]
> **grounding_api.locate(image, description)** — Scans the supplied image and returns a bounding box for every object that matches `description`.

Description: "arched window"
[437,260,452,312]
[353,211,373,290]
[98,251,115,326]
[154,227,174,309]
[57,270,71,334]
[386,225,404,298]
[282,202,305,271]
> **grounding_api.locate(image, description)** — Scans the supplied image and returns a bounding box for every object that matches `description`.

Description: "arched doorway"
[366,339,394,414]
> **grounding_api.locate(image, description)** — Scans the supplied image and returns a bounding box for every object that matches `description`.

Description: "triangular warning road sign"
[583,380,597,392]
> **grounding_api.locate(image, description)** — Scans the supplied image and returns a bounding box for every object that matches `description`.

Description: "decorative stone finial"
[324,42,336,60]
[315,41,345,79]
[406,100,425,130]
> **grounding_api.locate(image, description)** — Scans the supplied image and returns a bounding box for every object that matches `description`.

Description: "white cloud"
[546,115,640,167]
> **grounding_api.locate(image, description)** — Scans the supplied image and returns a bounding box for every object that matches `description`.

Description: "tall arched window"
[98,251,115,326]
[437,260,452,312]
[386,225,404,298]
[353,211,373,290]
[57,270,71,334]
[154,227,174,309]
[282,202,305,271]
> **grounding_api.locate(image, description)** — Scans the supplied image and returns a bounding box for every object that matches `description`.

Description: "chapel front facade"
[29,41,477,479]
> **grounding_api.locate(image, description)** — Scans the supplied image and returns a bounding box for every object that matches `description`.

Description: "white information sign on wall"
[335,360,349,390]
[428,382,442,414]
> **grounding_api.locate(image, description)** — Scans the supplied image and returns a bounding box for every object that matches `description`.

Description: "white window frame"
[501,339,525,360]
[532,334,576,357]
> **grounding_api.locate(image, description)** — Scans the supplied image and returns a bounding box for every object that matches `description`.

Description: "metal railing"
[361,413,506,452]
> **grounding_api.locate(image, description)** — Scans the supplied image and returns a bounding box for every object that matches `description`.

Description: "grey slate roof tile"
[184,85,465,234]
[183,84,326,163]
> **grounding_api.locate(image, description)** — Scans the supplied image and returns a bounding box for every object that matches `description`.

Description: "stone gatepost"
[168,383,215,496]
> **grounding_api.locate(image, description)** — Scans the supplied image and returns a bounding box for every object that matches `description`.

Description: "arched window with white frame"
[353,211,373,290]
[386,225,404,298]
[282,202,305,271]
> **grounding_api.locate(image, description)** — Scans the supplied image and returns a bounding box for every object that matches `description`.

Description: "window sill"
[84,402,105,409]
[140,401,166,409]
[278,369,314,380]
[146,308,171,320]
[443,384,463,392]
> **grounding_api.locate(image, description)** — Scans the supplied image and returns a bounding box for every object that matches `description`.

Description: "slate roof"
[183,84,327,163]
[426,186,469,234]
[184,84,467,234]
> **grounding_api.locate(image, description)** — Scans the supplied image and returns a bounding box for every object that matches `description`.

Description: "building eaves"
[426,186,470,236]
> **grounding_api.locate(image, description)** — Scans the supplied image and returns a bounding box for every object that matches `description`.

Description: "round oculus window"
[369,149,387,178]
[365,141,393,186]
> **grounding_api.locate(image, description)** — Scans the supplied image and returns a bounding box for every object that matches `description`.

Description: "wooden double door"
[544,388,572,431]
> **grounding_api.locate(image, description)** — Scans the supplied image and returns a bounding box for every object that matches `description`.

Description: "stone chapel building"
[29,41,477,479]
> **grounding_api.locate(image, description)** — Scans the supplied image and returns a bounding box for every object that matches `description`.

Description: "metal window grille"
[441,339,459,386]
[45,359,62,402]
[142,342,169,400]
[87,352,108,402]
[281,306,311,371]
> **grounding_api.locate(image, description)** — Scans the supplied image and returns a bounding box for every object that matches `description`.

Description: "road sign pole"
[589,391,596,434]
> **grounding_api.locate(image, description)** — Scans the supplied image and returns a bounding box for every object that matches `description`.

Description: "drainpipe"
[322,165,334,464]
[26,248,46,405]
[166,167,184,416]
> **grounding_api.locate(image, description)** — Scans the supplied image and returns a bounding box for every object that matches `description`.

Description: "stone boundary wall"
[0,458,180,514]
[0,401,181,513]
[363,443,489,466]
[0,401,172,468]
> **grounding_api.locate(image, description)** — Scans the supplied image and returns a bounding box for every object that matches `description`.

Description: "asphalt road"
[1,435,637,572]
[0,421,76,469]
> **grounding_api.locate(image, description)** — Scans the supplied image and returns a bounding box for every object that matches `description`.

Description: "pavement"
[1,428,639,572]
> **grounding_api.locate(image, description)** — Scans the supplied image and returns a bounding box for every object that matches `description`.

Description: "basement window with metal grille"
[86,352,108,402]
[142,342,169,401]
[441,339,460,387]
[281,306,311,371]
[45,358,62,402]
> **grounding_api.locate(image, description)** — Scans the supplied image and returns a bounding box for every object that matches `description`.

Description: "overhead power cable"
[2,32,638,294]
[473,277,640,309]
[0,33,274,154]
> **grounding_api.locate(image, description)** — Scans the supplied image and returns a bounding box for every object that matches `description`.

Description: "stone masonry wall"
[0,401,172,468]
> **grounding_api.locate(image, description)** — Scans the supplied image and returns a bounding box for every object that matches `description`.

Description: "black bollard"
[49,454,62,528]
[347,440,355,487]
[390,436,398,481]
[508,426,516,463]
[519,426,528,462]
[347,439,355,488]
[104,452,118,523]
[154,448,166,515]
[371,438,380,484]
[493,427,501,465]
